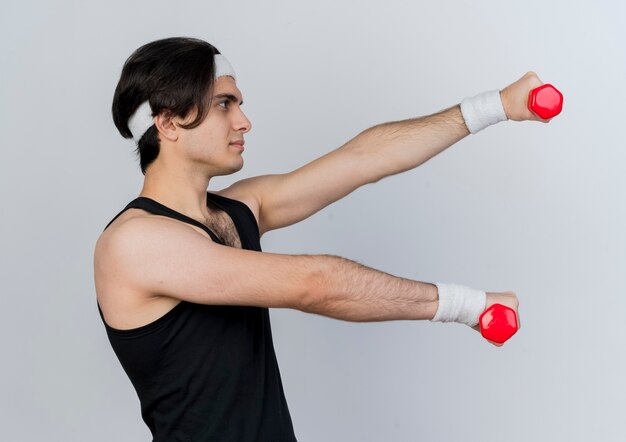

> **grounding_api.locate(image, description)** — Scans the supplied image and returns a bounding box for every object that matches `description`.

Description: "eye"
[217,100,229,109]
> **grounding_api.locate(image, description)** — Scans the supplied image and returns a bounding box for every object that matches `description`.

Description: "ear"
[154,110,180,142]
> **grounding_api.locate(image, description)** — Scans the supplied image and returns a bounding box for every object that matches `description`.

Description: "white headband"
[127,53,237,144]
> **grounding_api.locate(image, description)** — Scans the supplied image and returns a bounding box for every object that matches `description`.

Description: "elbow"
[298,254,330,314]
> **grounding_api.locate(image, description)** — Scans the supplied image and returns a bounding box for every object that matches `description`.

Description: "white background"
[1,0,624,440]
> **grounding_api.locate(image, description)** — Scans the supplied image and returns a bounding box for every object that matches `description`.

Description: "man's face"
[177,76,252,174]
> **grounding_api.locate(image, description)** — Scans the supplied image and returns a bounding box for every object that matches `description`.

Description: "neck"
[139,159,214,223]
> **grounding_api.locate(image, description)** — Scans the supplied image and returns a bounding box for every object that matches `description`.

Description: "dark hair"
[112,37,220,175]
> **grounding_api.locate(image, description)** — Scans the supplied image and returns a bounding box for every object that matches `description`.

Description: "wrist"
[498,89,511,120]
[430,282,487,327]
[460,89,509,134]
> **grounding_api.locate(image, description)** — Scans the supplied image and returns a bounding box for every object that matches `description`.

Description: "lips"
[230,141,245,151]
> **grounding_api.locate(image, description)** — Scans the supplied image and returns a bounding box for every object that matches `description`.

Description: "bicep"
[106,217,316,310]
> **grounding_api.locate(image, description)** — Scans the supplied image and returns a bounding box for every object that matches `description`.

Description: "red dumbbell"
[479,304,518,344]
[528,84,563,120]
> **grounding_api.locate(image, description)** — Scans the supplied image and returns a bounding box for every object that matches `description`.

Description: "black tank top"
[96,191,297,441]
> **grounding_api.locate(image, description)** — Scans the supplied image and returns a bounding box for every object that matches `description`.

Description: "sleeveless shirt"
[96,191,298,441]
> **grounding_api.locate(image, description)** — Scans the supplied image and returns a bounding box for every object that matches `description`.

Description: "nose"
[233,107,252,134]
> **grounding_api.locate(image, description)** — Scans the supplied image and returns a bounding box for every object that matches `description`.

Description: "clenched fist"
[500,71,554,123]
[471,291,521,347]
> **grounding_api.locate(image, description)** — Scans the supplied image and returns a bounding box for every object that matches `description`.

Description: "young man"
[95,36,544,440]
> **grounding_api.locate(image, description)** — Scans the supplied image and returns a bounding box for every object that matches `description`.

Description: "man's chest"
[204,204,242,249]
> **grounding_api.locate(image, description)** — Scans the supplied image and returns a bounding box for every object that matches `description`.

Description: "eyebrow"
[213,93,244,105]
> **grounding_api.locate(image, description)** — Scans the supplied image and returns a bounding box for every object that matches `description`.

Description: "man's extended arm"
[303,254,439,322]
[340,70,550,184]
[222,104,472,236]
[300,253,519,343]
[223,72,544,236]
[341,104,470,184]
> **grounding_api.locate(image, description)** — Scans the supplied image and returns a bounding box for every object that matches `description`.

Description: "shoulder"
[97,212,203,255]
[96,208,164,256]
[94,213,194,329]
[94,211,210,279]
[94,213,215,304]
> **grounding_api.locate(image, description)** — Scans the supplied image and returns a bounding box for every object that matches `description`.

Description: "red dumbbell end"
[479,304,518,344]
[528,84,563,120]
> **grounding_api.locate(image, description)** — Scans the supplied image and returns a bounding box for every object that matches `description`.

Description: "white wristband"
[430,283,487,327]
[460,89,508,134]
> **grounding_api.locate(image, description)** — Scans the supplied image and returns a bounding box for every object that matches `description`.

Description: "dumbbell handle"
[479,303,518,344]
[528,83,563,120]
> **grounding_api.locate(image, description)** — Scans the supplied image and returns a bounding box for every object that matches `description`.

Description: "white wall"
[1,0,624,440]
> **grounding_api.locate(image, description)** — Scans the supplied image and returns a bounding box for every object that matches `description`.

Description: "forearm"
[304,254,439,322]
[345,104,470,183]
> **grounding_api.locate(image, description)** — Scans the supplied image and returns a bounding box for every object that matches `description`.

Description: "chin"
[232,160,244,173]
[222,159,244,176]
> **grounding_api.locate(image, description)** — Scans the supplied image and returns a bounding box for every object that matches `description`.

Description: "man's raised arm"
[345,71,550,183]
[346,104,470,184]
[225,72,549,236]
